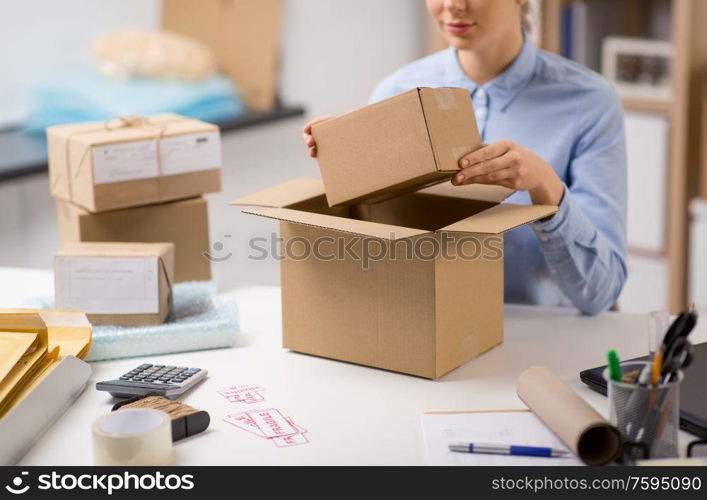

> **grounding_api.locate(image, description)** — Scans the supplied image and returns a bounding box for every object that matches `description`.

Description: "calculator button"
[189,368,201,372]
[119,376,130,380]
[138,364,152,369]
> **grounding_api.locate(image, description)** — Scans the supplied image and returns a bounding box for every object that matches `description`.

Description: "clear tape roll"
[92,408,172,466]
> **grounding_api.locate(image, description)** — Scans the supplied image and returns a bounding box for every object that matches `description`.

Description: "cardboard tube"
[517,366,622,465]
[92,408,172,466]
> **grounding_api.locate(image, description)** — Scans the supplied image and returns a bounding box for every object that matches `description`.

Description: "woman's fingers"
[303,115,336,158]
[461,165,518,186]
[302,115,336,134]
[453,149,519,185]
[458,140,512,168]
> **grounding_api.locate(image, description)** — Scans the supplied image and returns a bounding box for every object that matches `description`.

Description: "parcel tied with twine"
[47,113,222,213]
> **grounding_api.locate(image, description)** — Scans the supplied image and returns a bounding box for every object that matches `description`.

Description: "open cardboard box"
[233,178,557,379]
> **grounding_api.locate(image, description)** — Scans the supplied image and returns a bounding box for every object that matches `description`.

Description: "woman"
[303,0,627,315]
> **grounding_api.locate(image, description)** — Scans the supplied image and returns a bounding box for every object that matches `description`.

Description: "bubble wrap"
[23,281,238,362]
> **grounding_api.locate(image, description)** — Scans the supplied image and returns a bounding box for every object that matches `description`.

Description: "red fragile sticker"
[219,385,265,404]
[223,408,310,448]
[247,409,299,438]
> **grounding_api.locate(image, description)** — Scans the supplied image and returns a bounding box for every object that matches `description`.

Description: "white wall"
[279,0,428,117]
[0,0,161,125]
[0,0,428,125]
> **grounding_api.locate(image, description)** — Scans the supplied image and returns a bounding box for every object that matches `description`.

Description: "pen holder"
[604,361,681,460]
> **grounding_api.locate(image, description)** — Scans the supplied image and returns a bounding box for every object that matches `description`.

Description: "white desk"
[2,267,705,466]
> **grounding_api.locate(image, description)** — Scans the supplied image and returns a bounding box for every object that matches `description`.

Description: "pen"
[449,442,571,458]
[607,349,621,382]
[651,349,663,387]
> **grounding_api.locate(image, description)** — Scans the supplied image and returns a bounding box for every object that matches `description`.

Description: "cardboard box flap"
[440,203,559,234]
[243,207,430,240]
[417,181,515,203]
[230,178,325,208]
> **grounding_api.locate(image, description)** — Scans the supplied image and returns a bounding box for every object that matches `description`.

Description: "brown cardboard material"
[312,87,482,207]
[47,114,222,213]
[54,242,174,327]
[517,366,622,465]
[162,0,282,111]
[56,197,211,283]
[232,178,558,379]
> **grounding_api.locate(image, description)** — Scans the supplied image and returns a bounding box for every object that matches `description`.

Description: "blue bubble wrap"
[23,281,238,362]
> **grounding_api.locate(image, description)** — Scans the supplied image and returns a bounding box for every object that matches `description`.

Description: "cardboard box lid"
[232,178,558,240]
[56,242,175,284]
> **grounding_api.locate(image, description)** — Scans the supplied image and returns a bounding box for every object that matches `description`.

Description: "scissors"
[660,335,693,382]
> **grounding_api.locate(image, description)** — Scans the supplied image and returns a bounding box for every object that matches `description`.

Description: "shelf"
[621,96,674,115]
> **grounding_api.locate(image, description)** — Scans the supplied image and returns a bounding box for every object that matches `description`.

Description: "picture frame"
[602,36,673,101]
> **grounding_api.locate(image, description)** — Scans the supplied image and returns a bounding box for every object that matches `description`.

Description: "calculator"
[96,364,208,399]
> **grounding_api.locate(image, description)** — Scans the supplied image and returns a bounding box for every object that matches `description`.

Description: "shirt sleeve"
[532,83,628,315]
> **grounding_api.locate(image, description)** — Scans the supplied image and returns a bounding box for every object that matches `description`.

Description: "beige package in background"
[56,197,211,282]
[233,178,557,379]
[517,366,622,465]
[47,113,222,213]
[162,0,282,111]
[312,87,482,207]
[55,242,175,327]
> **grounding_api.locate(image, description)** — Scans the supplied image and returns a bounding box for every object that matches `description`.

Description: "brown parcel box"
[55,242,174,327]
[47,113,222,213]
[56,197,211,283]
[232,178,558,379]
[163,0,282,111]
[312,87,482,207]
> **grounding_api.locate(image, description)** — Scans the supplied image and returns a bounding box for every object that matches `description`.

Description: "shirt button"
[533,226,543,233]
[476,88,486,99]
[549,268,557,275]
[540,235,549,243]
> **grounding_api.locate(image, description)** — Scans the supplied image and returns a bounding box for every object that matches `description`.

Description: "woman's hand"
[302,115,335,158]
[452,139,565,206]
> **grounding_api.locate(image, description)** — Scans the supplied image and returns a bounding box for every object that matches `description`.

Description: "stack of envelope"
[0,309,92,419]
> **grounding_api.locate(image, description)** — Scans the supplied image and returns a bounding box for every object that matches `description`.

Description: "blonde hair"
[520,2,532,32]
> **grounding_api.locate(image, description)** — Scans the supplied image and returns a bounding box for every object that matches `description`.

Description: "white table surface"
[2,267,705,466]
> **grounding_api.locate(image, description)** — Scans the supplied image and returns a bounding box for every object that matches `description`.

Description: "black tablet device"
[579,342,707,438]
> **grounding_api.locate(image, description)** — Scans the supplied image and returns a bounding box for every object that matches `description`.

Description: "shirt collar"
[446,31,538,110]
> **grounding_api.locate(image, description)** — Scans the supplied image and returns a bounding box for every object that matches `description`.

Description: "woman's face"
[426,0,524,50]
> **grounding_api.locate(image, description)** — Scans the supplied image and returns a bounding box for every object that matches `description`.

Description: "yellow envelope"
[0,308,92,360]
[0,332,38,384]
[0,313,60,418]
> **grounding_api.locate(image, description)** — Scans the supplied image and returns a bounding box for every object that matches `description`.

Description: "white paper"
[55,257,159,314]
[421,411,583,466]
[91,131,221,184]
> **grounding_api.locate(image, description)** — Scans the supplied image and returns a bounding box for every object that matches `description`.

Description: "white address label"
[91,130,221,185]
[55,257,159,314]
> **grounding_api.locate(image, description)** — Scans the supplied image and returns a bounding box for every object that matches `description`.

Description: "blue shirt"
[370,36,627,315]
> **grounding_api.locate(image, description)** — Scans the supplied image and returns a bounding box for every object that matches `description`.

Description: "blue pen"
[449,442,571,458]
